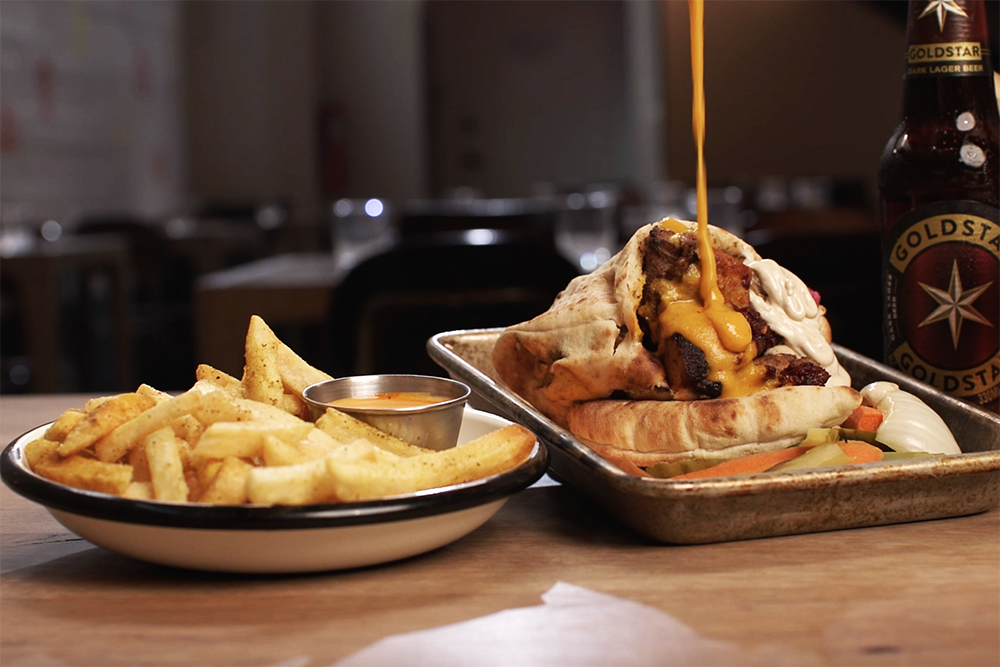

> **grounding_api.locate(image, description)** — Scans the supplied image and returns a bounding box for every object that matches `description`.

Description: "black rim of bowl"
[1,421,549,530]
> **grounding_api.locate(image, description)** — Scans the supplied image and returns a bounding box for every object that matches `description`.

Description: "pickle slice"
[837,428,879,445]
[800,427,879,447]
[771,442,851,472]
[800,428,840,447]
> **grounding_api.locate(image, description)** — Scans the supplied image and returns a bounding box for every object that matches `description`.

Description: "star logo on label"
[918,0,968,31]
[918,260,993,349]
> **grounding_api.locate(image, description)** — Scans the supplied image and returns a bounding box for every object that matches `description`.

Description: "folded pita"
[568,385,862,469]
[491,218,860,467]
[490,252,670,427]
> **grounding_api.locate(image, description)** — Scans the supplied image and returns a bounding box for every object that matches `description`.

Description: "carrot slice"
[837,440,884,464]
[672,447,805,480]
[841,405,884,432]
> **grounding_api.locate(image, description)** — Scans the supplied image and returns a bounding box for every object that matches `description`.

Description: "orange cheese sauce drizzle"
[688,0,750,354]
[655,0,758,396]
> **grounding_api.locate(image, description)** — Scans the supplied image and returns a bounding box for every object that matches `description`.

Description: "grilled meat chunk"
[663,333,723,400]
[639,226,830,395]
[756,353,830,387]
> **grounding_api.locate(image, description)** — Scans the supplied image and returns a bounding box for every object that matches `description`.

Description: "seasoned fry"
[315,408,427,457]
[59,392,157,457]
[276,341,333,397]
[32,448,133,496]
[327,424,536,501]
[43,409,86,442]
[261,434,309,467]
[194,457,225,492]
[170,414,205,447]
[127,443,151,483]
[245,314,333,397]
[232,397,307,426]
[94,388,214,463]
[144,427,190,502]
[246,457,337,505]
[189,383,245,424]
[196,364,246,398]
[281,392,310,420]
[199,457,253,504]
[327,439,401,464]
[123,481,154,500]
[302,427,350,453]
[24,438,61,470]
[136,383,172,403]
[243,316,284,406]
[192,421,313,461]
[84,395,114,412]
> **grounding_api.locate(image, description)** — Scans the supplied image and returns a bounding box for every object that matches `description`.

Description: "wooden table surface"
[2,394,998,666]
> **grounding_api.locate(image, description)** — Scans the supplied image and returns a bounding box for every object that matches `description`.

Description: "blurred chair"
[0,275,30,393]
[196,198,284,253]
[75,214,197,391]
[327,233,580,377]
[0,229,131,393]
[397,197,557,244]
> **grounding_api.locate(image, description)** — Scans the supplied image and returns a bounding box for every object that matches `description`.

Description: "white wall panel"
[0,0,186,227]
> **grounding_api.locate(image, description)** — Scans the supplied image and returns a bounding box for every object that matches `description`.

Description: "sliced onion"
[859,382,961,455]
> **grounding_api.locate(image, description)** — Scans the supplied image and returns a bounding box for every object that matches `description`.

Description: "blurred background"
[2,0,997,395]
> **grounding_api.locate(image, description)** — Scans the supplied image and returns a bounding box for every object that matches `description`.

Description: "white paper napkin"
[335,581,819,666]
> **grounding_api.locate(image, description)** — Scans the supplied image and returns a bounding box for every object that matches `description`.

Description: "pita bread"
[567,385,862,468]
[490,254,671,427]
[491,218,858,469]
[491,219,835,420]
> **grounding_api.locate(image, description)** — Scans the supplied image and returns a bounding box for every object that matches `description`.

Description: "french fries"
[243,315,285,407]
[59,392,157,457]
[324,424,538,502]
[21,315,536,506]
[144,427,190,502]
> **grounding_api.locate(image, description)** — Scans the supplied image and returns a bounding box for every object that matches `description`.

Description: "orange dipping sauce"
[328,391,446,410]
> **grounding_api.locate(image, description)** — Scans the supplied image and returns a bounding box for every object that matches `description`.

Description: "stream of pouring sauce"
[688,0,752,354]
[653,0,763,398]
[658,0,849,392]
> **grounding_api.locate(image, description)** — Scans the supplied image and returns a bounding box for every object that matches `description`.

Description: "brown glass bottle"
[878,0,1000,413]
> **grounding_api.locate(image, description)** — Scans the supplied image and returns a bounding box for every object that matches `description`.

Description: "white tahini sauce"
[744,258,851,387]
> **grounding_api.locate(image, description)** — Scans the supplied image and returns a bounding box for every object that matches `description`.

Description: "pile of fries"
[23,316,536,505]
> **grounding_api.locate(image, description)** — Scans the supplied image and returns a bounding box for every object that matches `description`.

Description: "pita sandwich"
[491,218,860,468]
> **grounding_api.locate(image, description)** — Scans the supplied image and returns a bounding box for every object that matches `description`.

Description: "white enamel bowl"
[1,406,547,574]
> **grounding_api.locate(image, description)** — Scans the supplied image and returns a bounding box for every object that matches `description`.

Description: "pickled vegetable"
[800,428,839,447]
[837,428,879,446]
[671,447,806,480]
[771,443,851,472]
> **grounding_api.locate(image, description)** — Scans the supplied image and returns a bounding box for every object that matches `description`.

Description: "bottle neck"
[898,0,996,117]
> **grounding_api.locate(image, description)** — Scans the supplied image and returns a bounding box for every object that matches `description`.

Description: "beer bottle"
[878,0,1000,413]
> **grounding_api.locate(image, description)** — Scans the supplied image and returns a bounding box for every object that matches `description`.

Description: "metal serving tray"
[428,328,1000,544]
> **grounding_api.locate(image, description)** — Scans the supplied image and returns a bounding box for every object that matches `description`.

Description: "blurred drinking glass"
[554,186,620,273]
